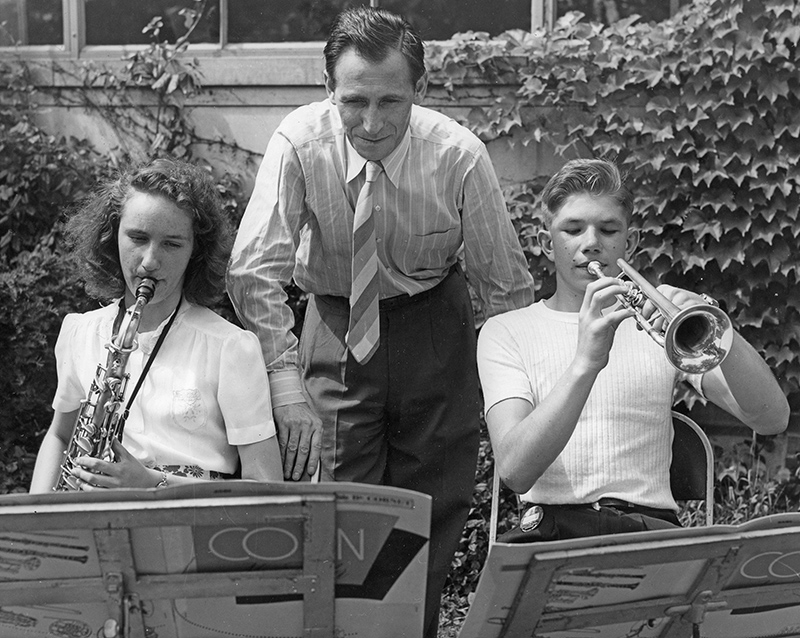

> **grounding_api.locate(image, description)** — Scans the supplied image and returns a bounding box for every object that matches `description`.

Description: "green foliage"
[0,62,110,267]
[101,0,207,157]
[427,0,800,405]
[713,434,800,524]
[51,0,255,166]
[0,249,95,491]
[0,60,115,493]
[128,3,206,97]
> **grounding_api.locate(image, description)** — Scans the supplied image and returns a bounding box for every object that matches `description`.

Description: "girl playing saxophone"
[30,158,282,492]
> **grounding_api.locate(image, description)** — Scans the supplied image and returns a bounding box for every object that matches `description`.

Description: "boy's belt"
[594,497,638,510]
[541,498,662,513]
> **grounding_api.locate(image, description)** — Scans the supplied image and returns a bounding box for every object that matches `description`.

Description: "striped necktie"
[346,160,382,363]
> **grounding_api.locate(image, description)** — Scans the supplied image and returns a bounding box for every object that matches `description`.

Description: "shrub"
[0,248,95,491]
[0,96,110,267]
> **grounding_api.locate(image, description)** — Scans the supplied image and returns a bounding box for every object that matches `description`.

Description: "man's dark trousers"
[301,265,481,638]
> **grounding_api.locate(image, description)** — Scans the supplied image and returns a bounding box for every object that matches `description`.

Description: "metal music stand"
[0,481,430,638]
[460,513,800,638]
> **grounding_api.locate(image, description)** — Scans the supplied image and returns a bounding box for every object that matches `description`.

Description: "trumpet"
[587,258,733,374]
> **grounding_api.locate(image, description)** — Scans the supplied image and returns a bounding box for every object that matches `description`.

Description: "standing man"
[226,7,534,635]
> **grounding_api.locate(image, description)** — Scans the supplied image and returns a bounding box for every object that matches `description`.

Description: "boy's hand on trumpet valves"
[575,276,635,374]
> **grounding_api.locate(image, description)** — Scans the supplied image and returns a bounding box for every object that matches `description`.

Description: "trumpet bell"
[588,258,734,375]
[664,304,733,374]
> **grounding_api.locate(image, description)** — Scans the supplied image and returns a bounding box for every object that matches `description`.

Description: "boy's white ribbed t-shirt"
[478,300,700,511]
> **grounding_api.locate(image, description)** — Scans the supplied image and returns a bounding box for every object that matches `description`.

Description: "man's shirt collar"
[344,125,411,188]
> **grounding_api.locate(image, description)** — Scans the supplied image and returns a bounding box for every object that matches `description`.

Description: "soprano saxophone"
[55,277,157,491]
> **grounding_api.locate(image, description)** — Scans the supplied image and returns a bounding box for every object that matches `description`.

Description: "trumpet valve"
[625,285,645,308]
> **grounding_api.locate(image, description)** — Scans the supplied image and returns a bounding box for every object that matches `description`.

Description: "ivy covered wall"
[426,0,800,412]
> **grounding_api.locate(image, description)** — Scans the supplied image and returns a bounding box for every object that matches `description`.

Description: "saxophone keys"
[75,436,93,455]
[62,474,82,491]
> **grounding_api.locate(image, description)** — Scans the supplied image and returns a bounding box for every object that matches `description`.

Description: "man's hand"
[273,402,322,481]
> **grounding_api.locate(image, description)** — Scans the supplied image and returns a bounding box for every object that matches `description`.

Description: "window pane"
[85,0,219,45]
[381,0,530,39]
[228,0,369,43]
[228,0,529,43]
[0,0,62,46]
[557,0,693,25]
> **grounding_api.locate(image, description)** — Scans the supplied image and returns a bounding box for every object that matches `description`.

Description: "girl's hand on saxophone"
[71,439,162,489]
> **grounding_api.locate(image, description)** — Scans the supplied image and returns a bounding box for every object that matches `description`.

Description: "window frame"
[9,0,549,56]
[1,0,688,85]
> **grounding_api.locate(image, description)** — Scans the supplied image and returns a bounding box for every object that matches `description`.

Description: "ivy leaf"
[703,234,747,271]
[736,121,776,151]
[751,237,793,273]
[151,72,169,91]
[694,167,728,187]
[758,75,791,101]
[627,56,665,87]
[166,73,180,95]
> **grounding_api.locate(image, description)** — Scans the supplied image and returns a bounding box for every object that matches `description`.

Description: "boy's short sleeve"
[477,316,534,414]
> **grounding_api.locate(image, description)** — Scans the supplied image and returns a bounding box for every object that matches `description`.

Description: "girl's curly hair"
[65,158,232,306]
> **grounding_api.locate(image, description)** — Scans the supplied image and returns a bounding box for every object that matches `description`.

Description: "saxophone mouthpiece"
[136,277,157,303]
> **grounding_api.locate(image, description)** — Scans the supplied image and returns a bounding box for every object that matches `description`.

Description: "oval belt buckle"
[520,505,544,532]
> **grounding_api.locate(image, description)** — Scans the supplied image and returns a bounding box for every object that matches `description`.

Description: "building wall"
[27,55,563,196]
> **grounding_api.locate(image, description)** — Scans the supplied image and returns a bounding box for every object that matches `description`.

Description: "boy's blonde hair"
[541,158,634,228]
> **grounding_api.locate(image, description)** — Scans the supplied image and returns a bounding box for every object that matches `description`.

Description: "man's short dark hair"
[324,6,425,89]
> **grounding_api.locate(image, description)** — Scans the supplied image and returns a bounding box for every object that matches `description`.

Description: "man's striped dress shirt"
[227,99,534,405]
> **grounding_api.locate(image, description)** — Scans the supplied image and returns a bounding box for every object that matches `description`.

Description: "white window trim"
[7,0,550,56]
[532,0,557,30]
[1,0,686,86]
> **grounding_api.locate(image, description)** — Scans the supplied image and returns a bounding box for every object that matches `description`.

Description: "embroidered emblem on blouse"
[172,388,206,430]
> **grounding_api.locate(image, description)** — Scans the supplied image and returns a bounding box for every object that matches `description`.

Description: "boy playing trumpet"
[477,158,789,540]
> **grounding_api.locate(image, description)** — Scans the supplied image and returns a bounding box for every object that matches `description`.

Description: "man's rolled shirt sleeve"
[227,133,307,406]
[460,145,534,317]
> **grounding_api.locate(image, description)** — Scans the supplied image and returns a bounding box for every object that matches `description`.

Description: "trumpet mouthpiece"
[587,261,604,278]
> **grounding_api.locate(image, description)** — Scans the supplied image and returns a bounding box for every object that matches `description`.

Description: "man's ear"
[625,228,640,259]
[324,70,335,102]
[538,229,555,262]
[413,73,428,104]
